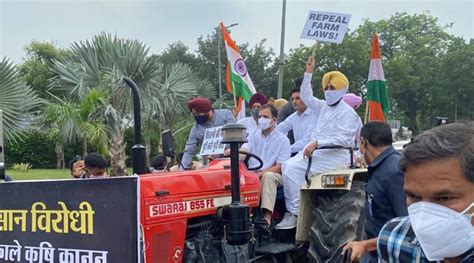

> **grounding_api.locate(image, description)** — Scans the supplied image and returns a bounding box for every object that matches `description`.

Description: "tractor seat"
[276,186,285,200]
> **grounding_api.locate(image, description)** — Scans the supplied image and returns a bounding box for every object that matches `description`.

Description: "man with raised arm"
[275,55,362,229]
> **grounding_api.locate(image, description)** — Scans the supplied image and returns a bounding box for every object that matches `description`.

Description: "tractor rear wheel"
[307,181,366,263]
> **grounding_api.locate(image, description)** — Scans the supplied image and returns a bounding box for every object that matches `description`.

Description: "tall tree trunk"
[109,131,127,176]
[145,138,151,168]
[82,140,88,157]
[55,142,64,169]
[407,98,419,135]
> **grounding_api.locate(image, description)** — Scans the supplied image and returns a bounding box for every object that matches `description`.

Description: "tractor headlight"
[221,124,247,144]
[321,174,349,187]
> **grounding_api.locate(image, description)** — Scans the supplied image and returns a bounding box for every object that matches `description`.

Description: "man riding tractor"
[124,55,367,262]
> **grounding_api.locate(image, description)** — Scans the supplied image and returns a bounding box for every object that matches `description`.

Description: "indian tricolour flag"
[220,22,256,120]
[366,33,390,122]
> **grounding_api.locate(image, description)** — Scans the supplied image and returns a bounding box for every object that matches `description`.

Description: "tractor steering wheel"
[239,151,264,171]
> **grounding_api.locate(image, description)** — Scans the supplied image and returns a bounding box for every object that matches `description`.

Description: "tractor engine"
[182,214,250,262]
[183,215,224,262]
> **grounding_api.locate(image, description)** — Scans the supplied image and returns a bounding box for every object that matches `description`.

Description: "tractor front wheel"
[307,181,366,263]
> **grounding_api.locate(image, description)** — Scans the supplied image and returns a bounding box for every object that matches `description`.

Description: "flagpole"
[232,83,237,106]
[312,41,318,58]
[218,23,238,98]
[217,27,222,98]
[364,102,369,124]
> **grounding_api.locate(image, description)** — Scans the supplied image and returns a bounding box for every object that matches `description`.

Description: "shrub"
[11,162,32,172]
[5,129,82,168]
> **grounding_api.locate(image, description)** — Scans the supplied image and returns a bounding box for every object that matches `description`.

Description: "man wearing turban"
[181,97,235,169]
[343,93,363,110]
[272,98,288,112]
[249,92,269,110]
[275,56,363,229]
[342,92,364,164]
[237,92,268,134]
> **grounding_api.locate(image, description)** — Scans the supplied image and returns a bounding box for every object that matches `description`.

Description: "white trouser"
[282,150,349,215]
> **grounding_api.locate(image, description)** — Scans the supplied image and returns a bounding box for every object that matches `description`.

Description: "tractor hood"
[139,159,260,198]
[139,159,261,224]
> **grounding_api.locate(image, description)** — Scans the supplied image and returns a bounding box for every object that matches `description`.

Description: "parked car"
[393,139,411,153]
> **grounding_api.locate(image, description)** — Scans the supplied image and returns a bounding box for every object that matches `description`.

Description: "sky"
[0,0,472,63]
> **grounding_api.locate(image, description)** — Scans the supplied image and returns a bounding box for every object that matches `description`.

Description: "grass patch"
[6,169,71,181]
[6,168,135,180]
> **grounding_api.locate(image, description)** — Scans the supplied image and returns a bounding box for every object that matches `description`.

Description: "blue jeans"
[360,251,378,263]
[3,175,13,181]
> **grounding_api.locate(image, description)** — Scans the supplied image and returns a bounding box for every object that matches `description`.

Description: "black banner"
[0,176,140,263]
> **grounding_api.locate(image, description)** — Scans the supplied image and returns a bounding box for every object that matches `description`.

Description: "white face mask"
[258,117,272,131]
[408,201,474,261]
[324,87,348,106]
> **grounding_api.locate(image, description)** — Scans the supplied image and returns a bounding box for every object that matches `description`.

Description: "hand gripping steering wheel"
[239,151,264,171]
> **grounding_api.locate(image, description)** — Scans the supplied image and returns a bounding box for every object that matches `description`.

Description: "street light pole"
[455,100,458,122]
[217,23,238,98]
[277,0,287,99]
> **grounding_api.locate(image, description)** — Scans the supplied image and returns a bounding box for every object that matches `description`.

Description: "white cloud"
[0,0,472,63]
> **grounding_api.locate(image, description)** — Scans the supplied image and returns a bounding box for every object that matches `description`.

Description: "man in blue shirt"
[182,98,235,169]
[343,121,408,262]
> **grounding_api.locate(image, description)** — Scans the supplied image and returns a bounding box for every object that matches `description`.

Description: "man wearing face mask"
[276,85,319,155]
[227,104,291,227]
[342,121,408,262]
[342,93,363,110]
[182,97,235,170]
[275,55,362,230]
[237,92,268,134]
[378,122,474,263]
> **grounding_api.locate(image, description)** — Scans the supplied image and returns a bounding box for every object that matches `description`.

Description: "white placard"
[300,11,351,44]
[199,126,225,156]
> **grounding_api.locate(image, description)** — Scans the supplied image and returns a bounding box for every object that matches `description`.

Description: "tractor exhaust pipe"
[122,77,147,175]
[0,110,5,181]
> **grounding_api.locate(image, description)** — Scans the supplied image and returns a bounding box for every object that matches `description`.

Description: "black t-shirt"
[277,102,295,145]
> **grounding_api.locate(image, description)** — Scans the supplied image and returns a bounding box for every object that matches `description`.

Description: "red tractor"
[123,78,367,263]
[140,158,262,262]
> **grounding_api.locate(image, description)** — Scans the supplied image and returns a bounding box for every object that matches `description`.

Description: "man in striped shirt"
[377,122,474,263]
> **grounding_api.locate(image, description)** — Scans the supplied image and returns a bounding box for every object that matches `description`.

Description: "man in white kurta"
[275,56,363,229]
[276,87,319,154]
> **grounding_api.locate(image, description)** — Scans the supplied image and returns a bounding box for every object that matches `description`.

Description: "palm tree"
[42,97,80,169]
[42,89,108,168]
[0,58,42,141]
[51,33,216,176]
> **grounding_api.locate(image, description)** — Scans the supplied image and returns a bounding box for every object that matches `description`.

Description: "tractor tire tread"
[308,181,366,263]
